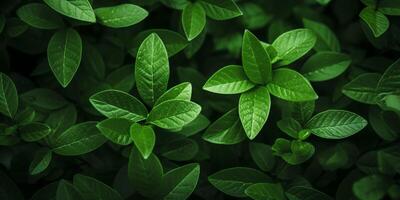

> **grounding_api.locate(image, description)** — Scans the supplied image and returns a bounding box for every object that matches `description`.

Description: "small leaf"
[353,175,392,200]
[342,73,381,104]
[305,110,368,139]
[277,118,302,139]
[29,148,52,175]
[286,186,333,200]
[303,18,340,52]
[47,28,82,87]
[17,3,64,30]
[0,73,18,118]
[360,7,389,38]
[161,138,198,161]
[19,122,51,142]
[245,183,286,200]
[21,88,67,110]
[155,82,192,106]
[203,65,255,94]
[249,142,275,171]
[377,59,400,92]
[43,0,96,23]
[135,33,170,106]
[239,87,271,139]
[57,180,83,200]
[94,4,148,28]
[182,2,206,41]
[73,174,123,200]
[130,123,155,159]
[199,0,242,20]
[267,68,318,101]
[96,118,133,145]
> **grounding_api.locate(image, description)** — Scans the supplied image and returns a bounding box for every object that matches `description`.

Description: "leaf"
[342,73,381,104]
[353,175,392,200]
[177,114,210,137]
[29,148,52,175]
[0,73,18,118]
[242,30,272,84]
[199,0,242,20]
[182,2,206,41]
[155,82,192,106]
[135,33,170,106]
[267,68,318,102]
[301,52,351,82]
[130,123,155,159]
[378,0,400,16]
[283,101,315,124]
[360,7,389,38]
[208,167,271,197]
[249,142,275,171]
[302,18,341,52]
[106,65,135,92]
[51,122,107,156]
[239,87,271,139]
[272,29,316,66]
[43,0,96,23]
[19,122,51,142]
[159,163,200,200]
[203,65,255,94]
[0,170,24,200]
[47,28,82,87]
[202,108,246,145]
[45,104,77,138]
[96,118,132,145]
[73,174,123,200]
[21,88,67,110]
[94,4,148,28]
[305,110,368,139]
[128,147,163,198]
[286,186,333,200]
[245,183,286,200]
[161,138,198,161]
[89,89,148,122]
[16,3,64,30]
[161,0,190,10]
[377,58,400,92]
[277,118,303,139]
[148,100,201,129]
[56,180,83,200]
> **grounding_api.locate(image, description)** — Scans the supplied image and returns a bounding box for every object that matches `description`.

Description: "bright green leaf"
[94,4,148,28]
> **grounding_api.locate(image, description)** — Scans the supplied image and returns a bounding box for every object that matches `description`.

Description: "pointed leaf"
[199,0,242,20]
[155,82,192,106]
[342,73,381,104]
[17,3,64,30]
[130,123,155,159]
[19,122,51,142]
[360,7,389,38]
[182,3,206,41]
[94,4,148,28]
[303,18,340,52]
[43,0,95,23]
[29,148,52,175]
[0,73,18,118]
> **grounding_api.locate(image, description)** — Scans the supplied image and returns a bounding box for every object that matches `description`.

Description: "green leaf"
[272,138,315,165]
[148,100,201,129]
[177,114,210,137]
[130,123,155,159]
[45,104,77,137]
[94,4,148,28]
[242,30,272,84]
[0,73,18,118]
[277,118,302,139]
[56,180,83,200]
[135,33,170,106]
[239,87,271,139]
[73,174,123,200]
[272,29,316,66]
[286,186,333,200]
[29,148,52,175]
[182,2,206,41]
[369,107,399,141]
[161,138,198,161]
[353,175,392,200]
[128,147,163,198]
[43,0,96,23]
[96,118,133,145]
[161,0,190,10]
[19,122,51,142]
[301,52,351,82]
[302,18,340,52]
[342,73,381,104]
[47,28,82,87]
[208,167,271,197]
[283,101,315,124]
[199,0,242,20]
[155,82,192,106]
[17,3,64,30]
[106,65,135,92]
[305,110,368,139]
[249,142,275,172]
[21,88,67,110]
[267,68,318,101]
[377,59,400,92]
[360,7,389,38]
[378,0,400,16]
[89,89,148,122]
[51,122,107,156]
[245,183,286,200]
[202,108,246,145]
[203,65,255,94]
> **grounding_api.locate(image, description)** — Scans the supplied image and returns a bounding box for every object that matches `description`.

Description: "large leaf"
[208,167,271,197]
[272,29,316,66]
[360,7,389,38]
[43,0,95,22]
[135,33,169,106]
[199,0,242,20]
[0,73,18,118]
[242,30,272,84]
[301,52,351,82]
[51,122,107,156]
[17,3,64,30]
[94,4,148,28]
[73,174,123,200]
[130,123,155,159]
[267,68,318,101]
[203,65,255,94]
[305,110,368,139]
[89,89,148,122]
[303,18,340,52]
[239,87,271,139]
[342,73,381,104]
[155,82,192,106]
[159,163,200,200]
[202,108,246,145]
[147,100,201,129]
[47,28,82,87]
[245,183,286,200]
[182,2,206,41]
[377,58,400,92]
[96,118,132,145]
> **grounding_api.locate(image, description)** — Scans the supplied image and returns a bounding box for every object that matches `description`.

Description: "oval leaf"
[96,118,132,145]
[43,0,96,23]
[94,4,148,28]
[130,123,155,159]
